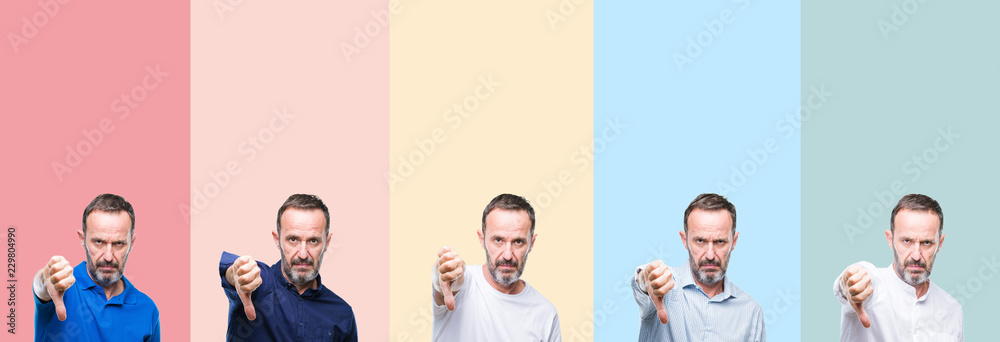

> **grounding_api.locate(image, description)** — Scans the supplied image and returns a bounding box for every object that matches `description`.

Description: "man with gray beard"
[33,193,160,341]
[633,193,764,341]
[220,194,357,341]
[834,194,963,341]
[432,194,561,341]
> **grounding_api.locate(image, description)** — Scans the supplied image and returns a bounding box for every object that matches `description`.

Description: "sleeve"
[346,314,359,342]
[549,312,562,342]
[33,287,55,320]
[755,305,766,342]
[147,306,161,342]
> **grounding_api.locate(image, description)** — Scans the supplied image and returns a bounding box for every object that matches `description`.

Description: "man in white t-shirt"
[834,194,963,342]
[431,193,561,342]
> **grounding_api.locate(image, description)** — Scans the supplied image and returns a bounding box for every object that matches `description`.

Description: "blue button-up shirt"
[34,262,160,342]
[632,260,765,341]
[220,251,358,342]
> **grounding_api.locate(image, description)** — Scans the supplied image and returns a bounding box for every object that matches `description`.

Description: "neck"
[282,272,317,295]
[696,279,724,298]
[481,265,524,295]
[93,278,123,300]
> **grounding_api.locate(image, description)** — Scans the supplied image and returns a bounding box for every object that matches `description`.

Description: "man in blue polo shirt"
[33,193,160,341]
[219,194,357,341]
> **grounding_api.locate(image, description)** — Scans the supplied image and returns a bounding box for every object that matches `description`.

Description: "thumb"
[239,289,256,321]
[647,283,668,324]
[852,302,870,328]
[46,282,67,321]
[441,280,455,311]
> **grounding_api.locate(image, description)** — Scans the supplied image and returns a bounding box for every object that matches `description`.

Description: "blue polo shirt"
[34,262,160,342]
[220,252,358,342]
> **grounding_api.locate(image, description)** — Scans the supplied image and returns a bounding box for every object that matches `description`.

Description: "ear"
[528,233,537,253]
[324,232,333,250]
[477,229,485,249]
[273,230,280,247]
[77,230,85,247]
[937,233,945,253]
[731,231,739,252]
[884,229,893,248]
[679,230,688,250]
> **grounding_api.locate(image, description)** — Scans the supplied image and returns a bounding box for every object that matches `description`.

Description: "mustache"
[94,259,120,269]
[495,258,518,268]
[904,259,927,269]
[290,258,315,267]
[697,259,721,268]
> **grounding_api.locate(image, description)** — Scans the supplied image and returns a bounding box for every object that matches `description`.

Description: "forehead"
[686,208,733,238]
[484,209,531,237]
[279,207,327,236]
[893,209,940,237]
[85,210,132,237]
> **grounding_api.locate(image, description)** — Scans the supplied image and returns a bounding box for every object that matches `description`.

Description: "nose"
[296,242,310,259]
[101,244,115,261]
[499,243,515,261]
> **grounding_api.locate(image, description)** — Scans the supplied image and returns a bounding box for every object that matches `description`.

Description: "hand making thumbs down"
[841,264,873,328]
[228,255,262,321]
[641,260,674,324]
[35,256,75,321]
[434,246,465,311]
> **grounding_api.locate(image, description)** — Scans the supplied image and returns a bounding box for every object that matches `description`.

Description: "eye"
[922,241,932,246]
[902,238,910,243]
[309,238,319,244]
[514,240,523,245]
[113,242,124,247]
[94,241,103,246]
[695,238,705,243]
[289,237,297,242]
[714,240,725,245]
[493,237,502,243]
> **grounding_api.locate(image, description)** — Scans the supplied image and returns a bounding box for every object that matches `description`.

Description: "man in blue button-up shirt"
[33,193,160,342]
[220,194,358,341]
[632,193,765,341]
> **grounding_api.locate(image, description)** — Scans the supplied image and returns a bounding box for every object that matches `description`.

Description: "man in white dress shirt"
[834,194,963,342]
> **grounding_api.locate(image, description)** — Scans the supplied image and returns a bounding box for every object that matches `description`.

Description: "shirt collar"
[73,261,137,305]
[679,259,736,302]
[270,260,326,298]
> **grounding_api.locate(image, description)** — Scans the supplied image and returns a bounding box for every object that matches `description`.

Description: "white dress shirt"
[833,261,963,342]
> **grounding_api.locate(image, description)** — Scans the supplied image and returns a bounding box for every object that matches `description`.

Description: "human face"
[886,209,944,287]
[273,208,331,287]
[478,209,535,288]
[680,208,737,286]
[77,210,134,287]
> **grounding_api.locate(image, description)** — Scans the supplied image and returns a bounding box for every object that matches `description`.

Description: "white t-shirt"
[433,265,561,342]
[833,261,964,342]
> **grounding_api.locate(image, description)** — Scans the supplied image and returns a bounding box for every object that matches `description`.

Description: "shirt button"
[300,323,304,327]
